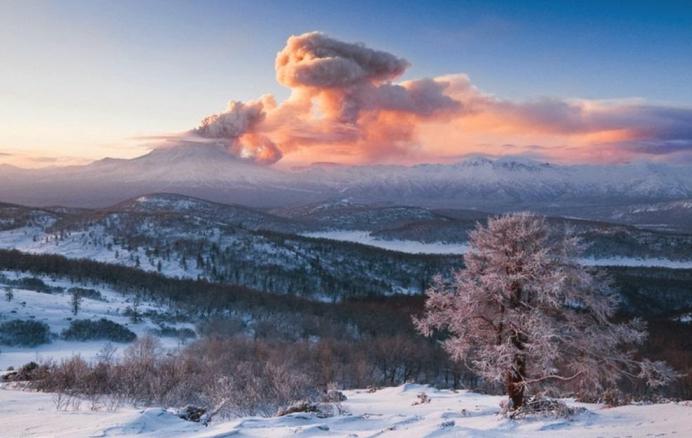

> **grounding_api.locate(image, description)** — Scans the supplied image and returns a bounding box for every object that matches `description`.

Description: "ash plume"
[168,32,692,165]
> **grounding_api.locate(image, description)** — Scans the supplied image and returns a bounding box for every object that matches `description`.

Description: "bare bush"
[412,392,431,405]
[30,336,322,419]
[502,395,587,419]
[31,333,444,418]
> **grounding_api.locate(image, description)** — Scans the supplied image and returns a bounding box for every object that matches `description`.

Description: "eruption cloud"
[190,96,282,165]
[174,32,692,165]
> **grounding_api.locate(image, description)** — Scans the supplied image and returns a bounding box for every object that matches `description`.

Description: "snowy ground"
[0,384,688,437]
[0,271,193,370]
[2,226,691,284]
[302,230,692,268]
[579,256,692,269]
[0,226,203,279]
[302,231,471,255]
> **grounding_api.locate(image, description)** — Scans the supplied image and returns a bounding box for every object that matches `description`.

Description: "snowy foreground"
[0,384,689,437]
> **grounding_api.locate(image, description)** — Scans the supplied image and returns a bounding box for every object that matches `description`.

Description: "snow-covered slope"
[272,199,449,231]
[1,193,690,303]
[0,144,321,208]
[302,231,472,255]
[0,196,465,299]
[0,271,194,370]
[0,384,688,437]
[111,193,306,233]
[294,156,692,209]
[608,199,692,232]
[302,230,692,268]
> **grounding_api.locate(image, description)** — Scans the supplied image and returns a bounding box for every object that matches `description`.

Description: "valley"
[1,193,691,300]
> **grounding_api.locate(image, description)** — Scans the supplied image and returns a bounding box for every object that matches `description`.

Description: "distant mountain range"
[2,144,692,227]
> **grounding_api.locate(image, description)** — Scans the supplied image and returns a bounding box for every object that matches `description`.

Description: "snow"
[0,384,689,437]
[0,226,203,280]
[0,271,192,370]
[302,231,470,255]
[303,231,692,268]
[4,148,692,208]
[630,200,692,213]
[579,256,692,269]
[676,313,692,324]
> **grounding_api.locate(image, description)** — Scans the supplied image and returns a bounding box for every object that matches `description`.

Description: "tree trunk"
[506,279,527,410]
[506,331,528,409]
[506,361,525,409]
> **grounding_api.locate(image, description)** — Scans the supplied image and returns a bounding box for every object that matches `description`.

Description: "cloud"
[275,32,409,89]
[189,95,282,164]
[194,98,268,139]
[161,32,692,166]
[263,32,464,163]
[426,79,692,163]
[0,151,92,168]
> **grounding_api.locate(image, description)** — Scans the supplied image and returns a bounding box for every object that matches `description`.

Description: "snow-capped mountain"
[296,156,692,210]
[0,144,320,208]
[2,145,692,216]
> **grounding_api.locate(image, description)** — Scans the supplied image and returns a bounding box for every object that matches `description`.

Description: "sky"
[1,0,692,167]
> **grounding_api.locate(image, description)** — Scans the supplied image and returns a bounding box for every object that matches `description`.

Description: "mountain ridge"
[2,144,692,211]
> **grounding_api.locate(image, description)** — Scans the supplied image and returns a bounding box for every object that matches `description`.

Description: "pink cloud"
[160,32,692,165]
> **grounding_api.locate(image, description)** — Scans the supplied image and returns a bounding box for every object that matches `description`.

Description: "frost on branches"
[414,213,676,409]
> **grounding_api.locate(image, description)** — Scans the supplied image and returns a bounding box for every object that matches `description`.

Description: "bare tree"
[128,294,143,323]
[415,213,675,409]
[4,286,13,302]
[70,288,83,316]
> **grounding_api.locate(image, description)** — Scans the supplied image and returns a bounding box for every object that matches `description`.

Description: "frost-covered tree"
[415,213,675,409]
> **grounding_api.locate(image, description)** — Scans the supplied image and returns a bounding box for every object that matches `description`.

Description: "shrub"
[501,395,587,419]
[198,318,245,338]
[0,319,51,346]
[275,400,342,417]
[62,319,136,342]
[321,389,347,403]
[412,392,431,405]
[15,277,53,293]
[67,287,103,301]
[32,336,322,418]
[1,361,48,382]
[153,324,196,340]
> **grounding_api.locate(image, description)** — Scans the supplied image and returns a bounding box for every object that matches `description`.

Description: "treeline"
[608,266,692,316]
[607,267,692,399]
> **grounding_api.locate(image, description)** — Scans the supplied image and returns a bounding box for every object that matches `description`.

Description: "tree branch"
[523,371,583,384]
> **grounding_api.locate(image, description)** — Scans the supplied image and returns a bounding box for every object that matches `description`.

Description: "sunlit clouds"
[158,32,692,166]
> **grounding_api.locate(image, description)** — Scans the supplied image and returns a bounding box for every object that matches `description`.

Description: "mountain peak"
[454,155,551,170]
[137,143,245,163]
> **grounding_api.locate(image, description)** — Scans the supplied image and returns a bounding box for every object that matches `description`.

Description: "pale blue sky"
[1,0,691,165]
